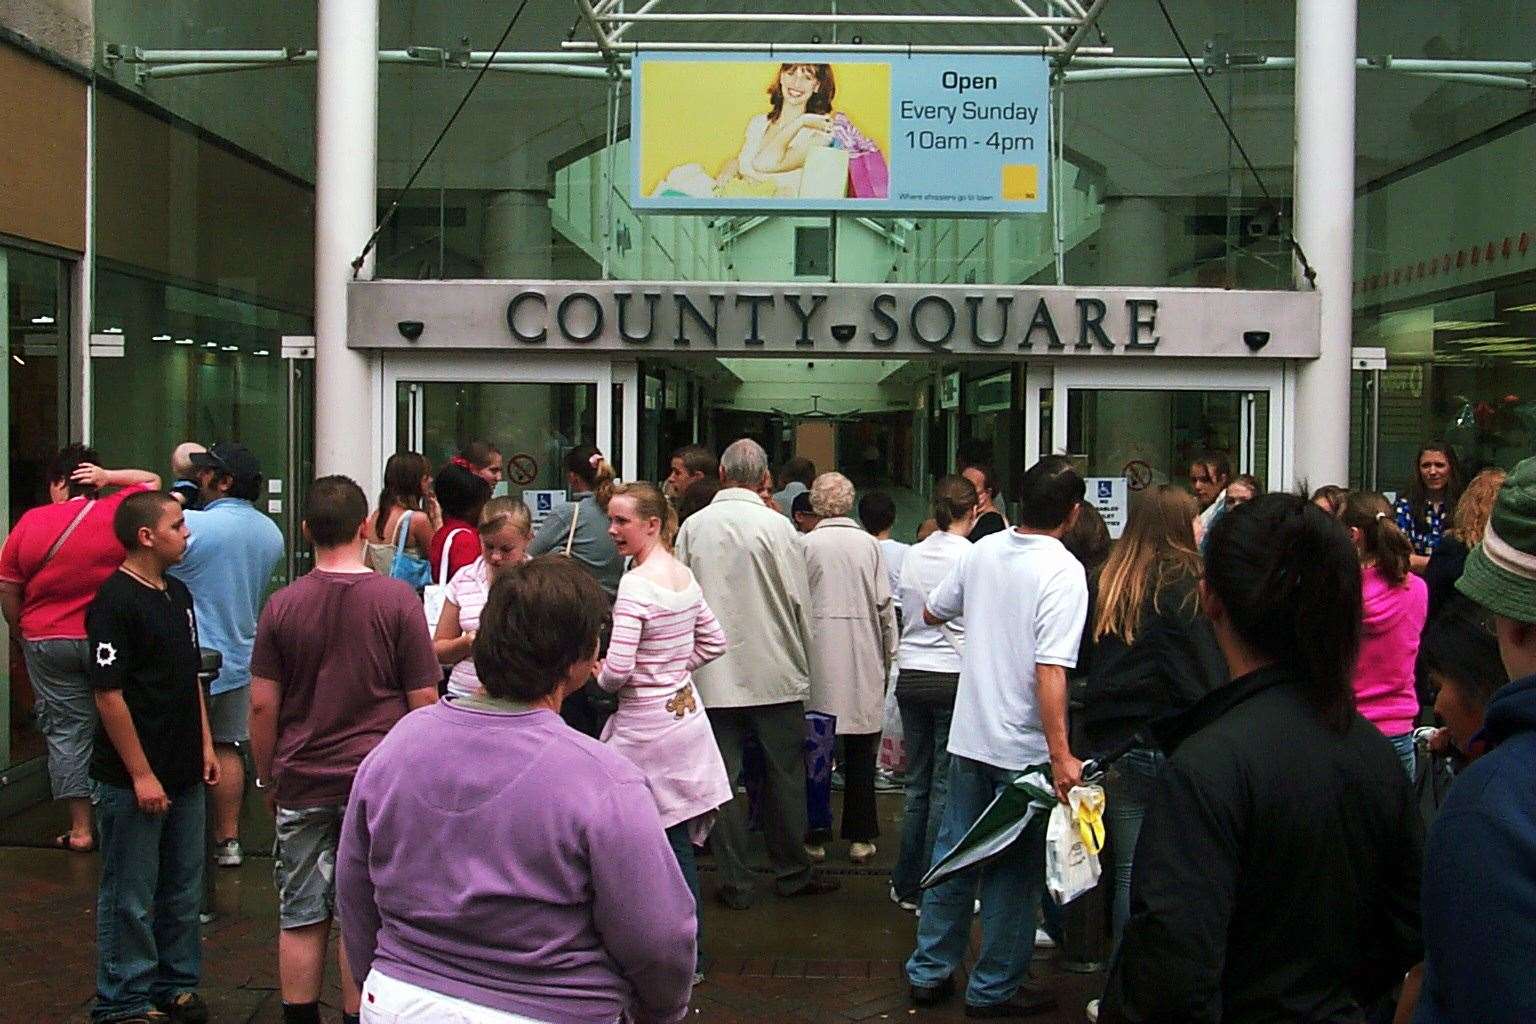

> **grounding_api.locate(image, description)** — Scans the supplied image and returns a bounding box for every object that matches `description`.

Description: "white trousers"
[361,969,552,1024]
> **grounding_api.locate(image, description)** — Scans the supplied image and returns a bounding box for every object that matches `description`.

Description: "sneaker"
[874,770,904,793]
[212,838,242,867]
[849,841,877,864]
[964,983,1058,1017]
[159,992,209,1024]
[1085,998,1101,1022]
[1034,928,1056,949]
[804,843,826,863]
[889,884,919,913]
[910,974,956,1007]
[830,769,846,791]
[691,971,705,987]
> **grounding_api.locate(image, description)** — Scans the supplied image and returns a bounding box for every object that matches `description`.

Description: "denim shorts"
[273,804,345,929]
[206,687,250,746]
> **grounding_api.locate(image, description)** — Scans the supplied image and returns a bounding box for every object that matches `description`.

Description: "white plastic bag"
[878,666,906,773]
[1046,785,1105,906]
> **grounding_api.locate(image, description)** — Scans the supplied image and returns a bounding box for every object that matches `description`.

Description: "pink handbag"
[848,150,890,199]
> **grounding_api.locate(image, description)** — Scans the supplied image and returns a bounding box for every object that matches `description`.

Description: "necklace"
[120,565,167,592]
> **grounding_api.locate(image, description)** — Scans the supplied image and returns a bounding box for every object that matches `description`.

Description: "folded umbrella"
[919,763,1056,890]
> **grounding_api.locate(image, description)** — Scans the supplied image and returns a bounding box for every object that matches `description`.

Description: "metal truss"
[565,0,1115,68]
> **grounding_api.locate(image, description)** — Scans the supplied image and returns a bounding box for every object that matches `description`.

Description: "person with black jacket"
[1100,493,1422,1024]
[1080,485,1226,955]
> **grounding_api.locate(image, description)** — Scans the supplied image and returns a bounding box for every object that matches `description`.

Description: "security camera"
[398,320,424,341]
[1243,330,1270,352]
[831,323,856,342]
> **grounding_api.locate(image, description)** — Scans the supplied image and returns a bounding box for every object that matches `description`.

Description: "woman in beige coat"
[803,472,899,864]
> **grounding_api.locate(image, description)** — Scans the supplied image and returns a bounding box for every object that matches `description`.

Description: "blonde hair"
[606,481,679,549]
[1094,484,1203,646]
[1450,468,1506,546]
[478,496,532,537]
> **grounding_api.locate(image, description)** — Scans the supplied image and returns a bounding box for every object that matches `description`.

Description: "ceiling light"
[152,334,172,342]
[174,338,194,346]
[221,345,239,352]
[11,354,24,366]
[102,326,123,334]
[253,349,271,356]
[30,315,54,325]
[1433,319,1504,331]
[1504,302,1536,313]
[203,341,219,349]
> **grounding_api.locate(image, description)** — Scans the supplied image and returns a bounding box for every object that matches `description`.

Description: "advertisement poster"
[632,53,1049,214]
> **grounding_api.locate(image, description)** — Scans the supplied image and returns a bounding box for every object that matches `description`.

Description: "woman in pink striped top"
[598,481,732,982]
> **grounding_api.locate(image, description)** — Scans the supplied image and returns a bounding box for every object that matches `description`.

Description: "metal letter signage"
[350,280,1321,361]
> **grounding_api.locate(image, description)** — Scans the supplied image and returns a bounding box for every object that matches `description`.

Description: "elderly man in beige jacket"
[675,438,840,909]
[802,472,900,865]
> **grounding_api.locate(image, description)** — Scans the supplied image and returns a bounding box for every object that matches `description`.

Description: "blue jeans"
[1103,747,1166,951]
[906,755,1049,1007]
[890,695,954,901]
[666,821,702,971]
[92,780,205,1022]
[1388,731,1417,781]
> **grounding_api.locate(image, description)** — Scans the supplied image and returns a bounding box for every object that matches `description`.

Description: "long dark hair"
[375,451,430,539]
[1404,441,1464,529]
[1205,493,1362,732]
[1339,490,1414,587]
[48,443,102,499]
[767,63,835,122]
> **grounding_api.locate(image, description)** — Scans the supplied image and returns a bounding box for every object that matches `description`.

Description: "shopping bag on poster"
[878,669,906,773]
[848,150,890,199]
[1046,785,1105,905]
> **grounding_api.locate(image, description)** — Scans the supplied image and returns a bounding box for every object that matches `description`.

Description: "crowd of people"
[0,431,1532,1024]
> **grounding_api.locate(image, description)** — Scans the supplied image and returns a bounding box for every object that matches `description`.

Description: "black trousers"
[840,731,881,843]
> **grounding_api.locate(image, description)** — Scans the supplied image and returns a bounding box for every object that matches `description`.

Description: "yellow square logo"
[1002,164,1039,201]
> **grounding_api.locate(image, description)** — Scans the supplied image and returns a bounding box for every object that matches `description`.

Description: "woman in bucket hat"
[1412,457,1536,1023]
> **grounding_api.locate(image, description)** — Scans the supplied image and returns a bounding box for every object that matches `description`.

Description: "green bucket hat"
[1457,456,1536,624]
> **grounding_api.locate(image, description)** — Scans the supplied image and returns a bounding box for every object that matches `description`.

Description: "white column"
[482,185,554,278]
[314,0,380,489]
[1291,0,1356,489]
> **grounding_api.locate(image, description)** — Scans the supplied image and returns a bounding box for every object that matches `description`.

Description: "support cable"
[352,0,534,277]
[1153,0,1317,287]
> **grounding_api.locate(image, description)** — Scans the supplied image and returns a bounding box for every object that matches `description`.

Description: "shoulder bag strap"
[41,499,97,568]
[394,509,413,557]
[437,527,468,582]
[563,499,582,557]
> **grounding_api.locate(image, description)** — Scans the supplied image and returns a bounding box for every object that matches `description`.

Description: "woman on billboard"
[655,63,888,200]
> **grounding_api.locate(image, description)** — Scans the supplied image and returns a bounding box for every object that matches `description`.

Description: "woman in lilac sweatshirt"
[336,556,697,1024]
[1341,491,1428,779]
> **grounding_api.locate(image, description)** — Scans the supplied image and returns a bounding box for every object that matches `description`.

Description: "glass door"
[1051,363,1286,494]
[383,352,615,500]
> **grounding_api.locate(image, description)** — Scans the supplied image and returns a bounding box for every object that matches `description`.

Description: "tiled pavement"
[1,793,1106,1024]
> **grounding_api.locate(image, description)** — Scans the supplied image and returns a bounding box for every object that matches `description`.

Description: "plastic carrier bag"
[1046,784,1105,906]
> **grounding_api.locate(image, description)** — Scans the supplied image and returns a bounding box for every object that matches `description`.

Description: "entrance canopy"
[348,280,1319,360]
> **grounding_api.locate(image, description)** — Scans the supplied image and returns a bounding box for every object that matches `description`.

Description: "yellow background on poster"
[637,61,892,197]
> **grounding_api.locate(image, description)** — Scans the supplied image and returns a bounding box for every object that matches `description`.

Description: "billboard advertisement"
[632,53,1050,215]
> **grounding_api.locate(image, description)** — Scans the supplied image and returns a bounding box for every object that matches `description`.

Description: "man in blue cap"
[1414,456,1536,1022]
[170,442,285,868]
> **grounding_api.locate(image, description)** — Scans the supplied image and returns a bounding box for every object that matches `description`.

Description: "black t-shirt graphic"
[86,570,203,794]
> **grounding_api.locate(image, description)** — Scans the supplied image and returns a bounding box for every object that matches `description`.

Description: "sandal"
[53,832,96,853]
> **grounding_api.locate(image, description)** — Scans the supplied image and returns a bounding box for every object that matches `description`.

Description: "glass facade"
[2,241,72,771]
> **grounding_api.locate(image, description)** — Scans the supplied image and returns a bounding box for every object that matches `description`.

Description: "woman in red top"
[428,460,491,585]
[0,444,160,852]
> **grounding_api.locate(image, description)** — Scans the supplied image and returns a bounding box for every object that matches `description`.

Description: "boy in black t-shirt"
[86,491,217,1024]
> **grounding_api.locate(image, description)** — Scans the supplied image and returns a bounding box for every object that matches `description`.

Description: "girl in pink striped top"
[598,482,732,981]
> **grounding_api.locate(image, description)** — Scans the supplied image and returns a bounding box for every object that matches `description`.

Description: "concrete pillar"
[314,0,379,488]
[482,184,554,279]
[1095,196,1173,481]
[1100,196,1169,286]
[1292,0,1356,489]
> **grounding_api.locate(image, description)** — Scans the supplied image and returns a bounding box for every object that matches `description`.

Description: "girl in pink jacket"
[1341,491,1428,778]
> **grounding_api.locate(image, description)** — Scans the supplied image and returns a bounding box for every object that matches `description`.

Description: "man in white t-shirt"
[905,455,1088,1018]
